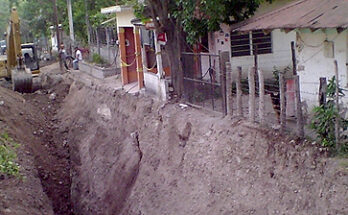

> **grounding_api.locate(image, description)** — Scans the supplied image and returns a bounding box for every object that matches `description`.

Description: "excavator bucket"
[11,68,32,93]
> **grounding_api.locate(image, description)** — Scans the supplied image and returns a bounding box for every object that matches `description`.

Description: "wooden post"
[106,27,111,63]
[219,51,229,116]
[279,72,286,133]
[253,45,259,92]
[319,77,327,106]
[118,27,128,85]
[96,28,101,55]
[248,67,256,122]
[258,69,265,124]
[226,62,233,116]
[236,67,243,117]
[291,41,297,75]
[134,27,144,89]
[334,60,340,150]
[294,75,304,138]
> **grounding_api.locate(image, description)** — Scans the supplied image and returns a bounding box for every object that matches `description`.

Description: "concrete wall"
[144,72,167,101]
[90,44,120,67]
[297,29,348,112]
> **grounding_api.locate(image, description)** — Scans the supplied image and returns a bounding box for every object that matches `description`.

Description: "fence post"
[334,60,340,150]
[106,27,111,63]
[294,75,304,138]
[96,28,101,55]
[248,67,256,122]
[258,69,265,124]
[319,77,327,106]
[219,51,229,116]
[279,72,286,133]
[226,62,233,116]
[236,67,243,117]
[253,45,259,92]
[291,41,297,75]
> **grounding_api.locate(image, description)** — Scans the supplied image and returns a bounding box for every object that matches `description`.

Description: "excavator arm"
[5,8,32,93]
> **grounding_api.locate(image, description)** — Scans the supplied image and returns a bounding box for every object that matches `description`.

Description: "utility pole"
[84,0,91,46]
[67,0,75,47]
[52,0,62,70]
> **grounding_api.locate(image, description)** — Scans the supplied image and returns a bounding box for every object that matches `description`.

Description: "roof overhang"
[101,17,117,25]
[232,0,348,32]
[101,5,132,14]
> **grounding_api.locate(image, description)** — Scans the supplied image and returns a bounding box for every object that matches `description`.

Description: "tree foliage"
[131,0,271,44]
[0,0,115,42]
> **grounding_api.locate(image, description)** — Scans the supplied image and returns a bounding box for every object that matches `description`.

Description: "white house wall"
[230,29,296,80]
[297,29,348,114]
[116,10,136,29]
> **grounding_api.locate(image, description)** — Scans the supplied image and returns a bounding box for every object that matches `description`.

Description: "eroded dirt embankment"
[58,79,348,215]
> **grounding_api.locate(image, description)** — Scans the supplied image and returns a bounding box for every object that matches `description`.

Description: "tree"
[131,0,270,96]
[0,0,116,43]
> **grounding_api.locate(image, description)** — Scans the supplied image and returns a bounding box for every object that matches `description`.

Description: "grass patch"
[0,132,21,177]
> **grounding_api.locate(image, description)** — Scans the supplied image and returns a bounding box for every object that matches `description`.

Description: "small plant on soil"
[310,77,348,154]
[0,132,21,177]
[92,53,106,66]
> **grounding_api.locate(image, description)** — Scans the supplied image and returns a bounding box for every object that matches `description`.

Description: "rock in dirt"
[97,104,112,121]
[49,93,57,100]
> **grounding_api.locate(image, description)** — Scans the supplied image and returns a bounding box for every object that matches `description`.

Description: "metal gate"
[181,52,226,114]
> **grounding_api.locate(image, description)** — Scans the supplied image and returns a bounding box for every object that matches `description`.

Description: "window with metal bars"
[231,30,272,57]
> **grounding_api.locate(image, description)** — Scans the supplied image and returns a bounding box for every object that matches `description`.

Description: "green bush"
[92,53,106,65]
[310,77,348,153]
[0,132,20,177]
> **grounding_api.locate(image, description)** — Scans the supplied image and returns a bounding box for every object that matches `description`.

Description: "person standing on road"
[73,46,82,70]
[59,44,68,70]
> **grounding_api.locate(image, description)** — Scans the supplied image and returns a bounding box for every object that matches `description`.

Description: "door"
[124,27,137,83]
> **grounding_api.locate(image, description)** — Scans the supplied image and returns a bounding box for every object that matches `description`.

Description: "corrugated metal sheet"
[232,0,348,32]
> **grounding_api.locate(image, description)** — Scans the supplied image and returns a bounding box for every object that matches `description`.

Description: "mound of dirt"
[58,79,348,215]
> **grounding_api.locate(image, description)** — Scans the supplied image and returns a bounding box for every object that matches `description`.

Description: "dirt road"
[0,63,347,215]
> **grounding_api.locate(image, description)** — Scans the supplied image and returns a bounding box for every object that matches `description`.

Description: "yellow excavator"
[0,8,40,93]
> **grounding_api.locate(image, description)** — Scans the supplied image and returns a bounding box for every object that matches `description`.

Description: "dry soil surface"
[0,63,348,215]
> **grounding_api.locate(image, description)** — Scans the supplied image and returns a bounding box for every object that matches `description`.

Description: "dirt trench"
[60,77,348,215]
[0,65,73,215]
[1,63,348,215]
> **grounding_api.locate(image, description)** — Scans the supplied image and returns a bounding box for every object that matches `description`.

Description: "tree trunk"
[163,21,184,97]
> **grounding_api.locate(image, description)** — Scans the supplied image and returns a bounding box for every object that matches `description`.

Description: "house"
[196,0,295,81]
[231,0,348,114]
[101,5,169,100]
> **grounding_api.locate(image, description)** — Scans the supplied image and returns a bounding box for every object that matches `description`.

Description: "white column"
[154,30,164,79]
[67,0,75,43]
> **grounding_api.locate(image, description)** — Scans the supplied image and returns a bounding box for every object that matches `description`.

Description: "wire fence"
[90,27,118,46]
[224,61,348,142]
[181,48,347,142]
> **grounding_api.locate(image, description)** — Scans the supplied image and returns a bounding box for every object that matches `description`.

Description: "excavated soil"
[0,63,348,215]
[0,64,72,215]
